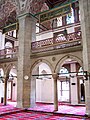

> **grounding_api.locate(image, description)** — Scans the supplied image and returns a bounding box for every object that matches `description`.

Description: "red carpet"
[0,103,24,115]
[28,103,86,116]
[0,111,86,120]
[0,103,88,120]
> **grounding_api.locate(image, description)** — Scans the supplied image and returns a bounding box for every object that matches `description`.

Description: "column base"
[54,105,58,111]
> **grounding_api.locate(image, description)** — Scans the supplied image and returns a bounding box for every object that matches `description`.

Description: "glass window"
[57,16,62,27]
[66,8,74,24]
[58,81,70,102]
[79,10,81,21]
[36,23,39,33]
[13,30,16,38]
[59,67,69,77]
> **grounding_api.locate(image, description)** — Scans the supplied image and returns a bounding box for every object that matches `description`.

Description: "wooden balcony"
[0,31,82,61]
[32,31,82,53]
[5,34,17,41]
[0,47,18,62]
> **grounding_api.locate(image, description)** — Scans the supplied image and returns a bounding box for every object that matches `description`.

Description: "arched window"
[36,23,39,33]
[78,67,84,76]
[66,8,74,24]
[59,67,69,77]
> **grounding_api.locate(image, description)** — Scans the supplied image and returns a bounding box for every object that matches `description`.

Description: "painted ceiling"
[0,0,67,29]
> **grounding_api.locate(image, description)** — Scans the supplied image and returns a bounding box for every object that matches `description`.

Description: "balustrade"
[0,31,82,59]
[0,47,18,59]
[32,31,82,52]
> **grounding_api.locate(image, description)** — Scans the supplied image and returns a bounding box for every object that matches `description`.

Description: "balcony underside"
[31,45,82,58]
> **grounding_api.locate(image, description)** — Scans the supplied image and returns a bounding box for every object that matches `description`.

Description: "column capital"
[17,12,35,20]
[52,73,58,80]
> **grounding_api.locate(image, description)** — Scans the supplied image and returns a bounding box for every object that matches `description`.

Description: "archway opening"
[0,68,4,103]
[58,67,70,102]
[7,66,17,106]
[57,58,85,105]
[31,62,53,107]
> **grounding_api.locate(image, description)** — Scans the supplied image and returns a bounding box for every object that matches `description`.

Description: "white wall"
[36,31,53,41]
[12,78,17,101]
[36,63,54,103]
[0,83,4,103]
[67,27,74,33]
[10,67,17,101]
[70,63,78,105]
[36,78,54,103]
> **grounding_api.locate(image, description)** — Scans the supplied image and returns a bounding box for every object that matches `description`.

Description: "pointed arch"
[31,59,54,76]
[4,63,17,78]
[54,54,83,73]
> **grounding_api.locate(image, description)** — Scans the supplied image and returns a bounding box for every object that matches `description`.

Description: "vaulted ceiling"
[46,0,67,8]
[0,0,68,29]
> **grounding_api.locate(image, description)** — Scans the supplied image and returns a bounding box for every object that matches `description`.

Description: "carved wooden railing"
[31,31,82,52]
[0,47,18,59]
[0,31,82,59]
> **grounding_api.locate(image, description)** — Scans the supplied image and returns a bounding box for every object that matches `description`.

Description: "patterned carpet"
[29,103,86,116]
[0,111,87,120]
[0,104,23,115]
[0,103,88,120]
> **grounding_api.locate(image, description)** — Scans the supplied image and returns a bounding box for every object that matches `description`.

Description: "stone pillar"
[70,63,78,105]
[30,76,36,107]
[17,14,36,108]
[52,73,58,111]
[4,75,8,105]
[79,0,90,116]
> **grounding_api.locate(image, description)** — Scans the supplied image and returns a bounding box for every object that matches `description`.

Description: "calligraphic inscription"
[2,23,19,34]
[39,4,71,23]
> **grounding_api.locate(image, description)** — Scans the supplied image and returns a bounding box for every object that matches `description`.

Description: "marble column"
[52,73,58,111]
[17,14,36,108]
[79,0,90,116]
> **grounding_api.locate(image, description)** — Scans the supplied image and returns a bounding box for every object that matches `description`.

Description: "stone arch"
[55,54,83,73]
[0,67,4,79]
[30,58,54,107]
[0,65,4,71]
[4,63,17,78]
[31,59,54,76]
[3,62,17,105]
